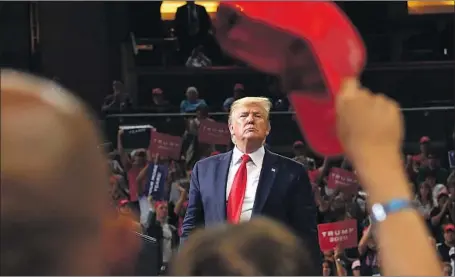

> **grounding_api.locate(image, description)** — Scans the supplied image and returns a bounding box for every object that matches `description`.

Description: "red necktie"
[227,154,250,224]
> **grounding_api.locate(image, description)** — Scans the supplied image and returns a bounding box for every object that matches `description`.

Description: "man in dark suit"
[174,1,212,60]
[181,96,321,265]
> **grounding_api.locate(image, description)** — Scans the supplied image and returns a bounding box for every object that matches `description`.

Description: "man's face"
[233,89,244,99]
[420,142,429,154]
[322,261,331,276]
[444,229,454,244]
[132,151,146,166]
[426,176,436,188]
[230,103,270,144]
[156,203,168,220]
[439,195,449,207]
[186,91,197,101]
[113,81,123,94]
[152,94,163,103]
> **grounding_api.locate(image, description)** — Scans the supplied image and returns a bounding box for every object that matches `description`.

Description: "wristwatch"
[371,199,416,223]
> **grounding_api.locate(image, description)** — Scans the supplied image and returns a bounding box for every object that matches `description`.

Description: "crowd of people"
[104,78,455,275]
[1,69,454,276]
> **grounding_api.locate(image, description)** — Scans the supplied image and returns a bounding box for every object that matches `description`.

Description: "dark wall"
[0,2,31,70]
[38,2,112,111]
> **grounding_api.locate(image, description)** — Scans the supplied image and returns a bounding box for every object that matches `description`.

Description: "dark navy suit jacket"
[180,149,321,263]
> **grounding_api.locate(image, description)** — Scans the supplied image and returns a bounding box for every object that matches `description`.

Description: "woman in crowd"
[415,181,434,220]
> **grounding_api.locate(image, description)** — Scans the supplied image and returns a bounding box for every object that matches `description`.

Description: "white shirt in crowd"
[226,146,265,222]
[162,223,174,263]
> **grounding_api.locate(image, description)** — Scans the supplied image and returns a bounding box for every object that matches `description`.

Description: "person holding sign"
[181,96,321,265]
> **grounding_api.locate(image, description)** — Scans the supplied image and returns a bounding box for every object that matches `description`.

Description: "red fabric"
[215,2,366,156]
[227,154,250,224]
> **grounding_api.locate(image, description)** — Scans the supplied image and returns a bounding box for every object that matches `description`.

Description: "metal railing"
[103,106,454,155]
[105,106,454,119]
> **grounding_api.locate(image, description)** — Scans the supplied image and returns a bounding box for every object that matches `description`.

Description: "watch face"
[372,204,386,221]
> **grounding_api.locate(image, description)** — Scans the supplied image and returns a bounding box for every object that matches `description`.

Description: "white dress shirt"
[226,146,265,222]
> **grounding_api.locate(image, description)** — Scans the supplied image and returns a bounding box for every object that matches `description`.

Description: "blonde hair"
[228,97,272,125]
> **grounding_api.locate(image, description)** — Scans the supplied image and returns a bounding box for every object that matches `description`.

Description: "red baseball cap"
[420,136,431,144]
[444,224,455,232]
[152,88,163,95]
[215,2,366,156]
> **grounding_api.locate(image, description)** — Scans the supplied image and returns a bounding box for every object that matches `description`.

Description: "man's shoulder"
[269,151,306,172]
[194,151,231,168]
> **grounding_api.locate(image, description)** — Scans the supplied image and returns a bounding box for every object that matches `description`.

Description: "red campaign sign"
[148,131,182,160]
[327,167,359,191]
[198,119,231,145]
[317,219,358,252]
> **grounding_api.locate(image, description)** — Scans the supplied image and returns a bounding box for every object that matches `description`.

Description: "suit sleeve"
[180,162,205,245]
[288,166,322,268]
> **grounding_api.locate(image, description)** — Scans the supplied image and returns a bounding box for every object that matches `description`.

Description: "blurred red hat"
[444,224,455,232]
[152,88,163,95]
[119,199,129,207]
[234,83,244,91]
[293,140,305,148]
[420,136,431,144]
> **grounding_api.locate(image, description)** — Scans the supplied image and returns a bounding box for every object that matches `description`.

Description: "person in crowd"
[351,260,362,276]
[415,180,434,220]
[102,80,132,112]
[437,223,455,263]
[222,83,246,112]
[180,86,208,113]
[322,259,335,276]
[148,87,173,113]
[118,199,142,233]
[292,140,316,170]
[443,262,453,276]
[1,70,140,275]
[143,200,178,274]
[173,183,189,237]
[117,130,148,225]
[358,226,380,276]
[414,136,433,167]
[430,191,455,242]
[185,45,212,68]
[181,96,322,266]
[182,104,215,167]
[172,217,320,275]
[174,1,212,61]
[417,153,450,185]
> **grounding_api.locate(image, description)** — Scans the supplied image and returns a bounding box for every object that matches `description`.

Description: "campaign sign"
[317,219,358,251]
[327,167,359,191]
[198,119,231,145]
[120,125,154,149]
[148,131,182,160]
[146,163,169,201]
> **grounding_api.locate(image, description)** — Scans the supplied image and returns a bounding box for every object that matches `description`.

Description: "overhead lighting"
[407,1,455,14]
[161,1,219,20]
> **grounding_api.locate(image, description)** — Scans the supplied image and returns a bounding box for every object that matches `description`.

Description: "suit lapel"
[253,149,278,215]
[215,151,232,220]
